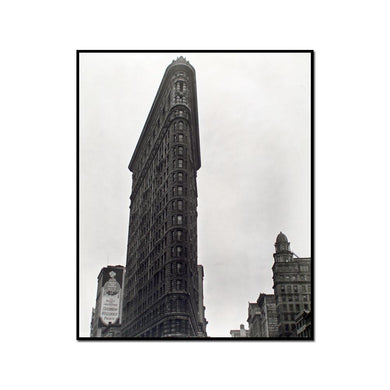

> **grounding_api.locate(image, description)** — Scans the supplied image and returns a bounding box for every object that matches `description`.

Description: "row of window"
[172,186,186,196]
[280,303,310,313]
[277,294,311,303]
[172,214,184,225]
[280,284,310,293]
[173,159,185,169]
[175,80,187,93]
[171,245,187,258]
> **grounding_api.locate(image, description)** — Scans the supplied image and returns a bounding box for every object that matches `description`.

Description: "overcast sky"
[79,52,311,337]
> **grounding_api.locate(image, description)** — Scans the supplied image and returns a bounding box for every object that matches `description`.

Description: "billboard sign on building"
[99,267,124,327]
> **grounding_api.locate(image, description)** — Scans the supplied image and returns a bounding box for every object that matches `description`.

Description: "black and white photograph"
[78,51,312,339]
[3,1,390,389]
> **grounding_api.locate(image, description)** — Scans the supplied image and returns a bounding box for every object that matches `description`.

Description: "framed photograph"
[77,51,313,340]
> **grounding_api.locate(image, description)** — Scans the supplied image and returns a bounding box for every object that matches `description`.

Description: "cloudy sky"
[79,52,311,337]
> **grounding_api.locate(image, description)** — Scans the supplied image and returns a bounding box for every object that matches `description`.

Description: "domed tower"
[272,232,312,338]
[273,232,293,263]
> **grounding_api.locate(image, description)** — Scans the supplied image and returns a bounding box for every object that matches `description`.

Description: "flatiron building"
[121,57,206,337]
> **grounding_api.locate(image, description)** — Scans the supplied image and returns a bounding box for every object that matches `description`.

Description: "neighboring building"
[197,265,208,336]
[272,232,312,338]
[247,302,262,337]
[257,293,279,337]
[296,310,312,338]
[90,308,95,337]
[102,325,122,338]
[90,265,125,337]
[121,57,206,337]
[230,324,249,338]
[247,294,278,338]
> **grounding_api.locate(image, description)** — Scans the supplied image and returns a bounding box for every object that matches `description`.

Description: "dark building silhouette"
[90,265,125,337]
[272,232,311,338]
[121,57,206,337]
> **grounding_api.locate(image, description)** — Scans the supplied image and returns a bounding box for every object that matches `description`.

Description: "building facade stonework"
[296,310,312,338]
[257,293,279,337]
[247,294,278,338]
[272,232,311,338]
[247,303,262,337]
[121,57,206,337]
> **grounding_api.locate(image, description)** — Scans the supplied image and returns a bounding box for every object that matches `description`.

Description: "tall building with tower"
[121,57,206,337]
[272,232,311,338]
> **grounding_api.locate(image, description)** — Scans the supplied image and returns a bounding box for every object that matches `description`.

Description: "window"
[177,230,183,241]
[177,262,183,274]
[177,200,183,211]
[178,146,183,155]
[177,186,183,195]
[177,172,183,183]
[178,134,184,142]
[177,246,183,257]
[178,159,183,168]
[177,215,183,225]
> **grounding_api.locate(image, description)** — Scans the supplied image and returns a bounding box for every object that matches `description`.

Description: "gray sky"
[79,52,311,337]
